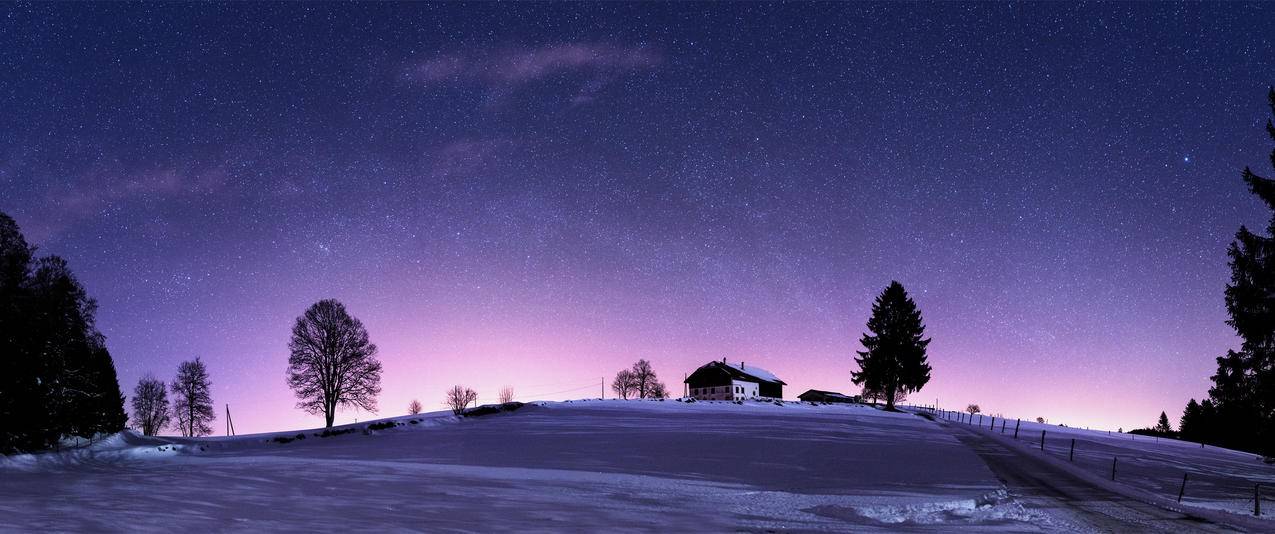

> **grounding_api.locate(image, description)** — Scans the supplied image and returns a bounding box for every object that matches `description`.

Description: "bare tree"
[170,358,214,437]
[498,386,514,404]
[966,404,981,415]
[408,399,422,415]
[1036,416,1047,424]
[445,386,477,415]
[611,369,637,399]
[647,381,669,399]
[131,374,169,436]
[287,299,383,428]
[612,359,668,399]
[632,359,658,398]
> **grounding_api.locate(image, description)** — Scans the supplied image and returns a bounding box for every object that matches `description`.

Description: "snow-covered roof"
[723,362,784,384]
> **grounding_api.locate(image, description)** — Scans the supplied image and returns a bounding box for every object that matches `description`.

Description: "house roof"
[684,360,786,385]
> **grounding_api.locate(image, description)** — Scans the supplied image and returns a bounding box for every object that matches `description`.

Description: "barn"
[684,359,785,401]
[797,389,861,404]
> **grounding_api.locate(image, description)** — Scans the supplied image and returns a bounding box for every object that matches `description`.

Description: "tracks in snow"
[944,422,1245,533]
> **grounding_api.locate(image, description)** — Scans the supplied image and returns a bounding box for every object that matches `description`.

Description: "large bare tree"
[611,369,637,399]
[287,299,383,428]
[170,357,213,437]
[130,374,169,436]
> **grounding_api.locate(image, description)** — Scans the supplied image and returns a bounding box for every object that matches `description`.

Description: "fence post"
[978,414,983,427]
[1014,418,1020,439]
[1069,438,1075,461]
[1177,473,1188,503]
[1111,457,1117,481]
[1257,484,1261,517]
[989,415,995,430]
[1041,430,1046,451]
[1001,419,1006,434]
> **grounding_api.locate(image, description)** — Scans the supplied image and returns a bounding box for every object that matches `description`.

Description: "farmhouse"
[797,389,860,404]
[684,359,785,400]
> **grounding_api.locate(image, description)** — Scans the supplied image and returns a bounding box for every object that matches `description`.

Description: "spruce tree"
[1154,411,1173,434]
[1208,87,1275,456]
[1179,399,1201,441]
[852,281,932,410]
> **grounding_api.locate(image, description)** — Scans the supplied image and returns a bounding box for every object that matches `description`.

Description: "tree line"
[0,213,127,453]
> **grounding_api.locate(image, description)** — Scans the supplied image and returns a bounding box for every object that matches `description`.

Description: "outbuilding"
[797,389,860,404]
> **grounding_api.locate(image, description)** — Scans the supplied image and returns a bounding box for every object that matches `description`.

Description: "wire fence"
[916,405,1275,518]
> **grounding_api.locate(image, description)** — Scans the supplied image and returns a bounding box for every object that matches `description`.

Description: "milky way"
[3,3,1274,433]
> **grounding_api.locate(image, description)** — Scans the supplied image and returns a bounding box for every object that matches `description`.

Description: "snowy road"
[944,421,1249,532]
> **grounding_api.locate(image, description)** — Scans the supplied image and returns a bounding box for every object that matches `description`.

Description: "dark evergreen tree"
[1205,88,1275,456]
[0,212,42,452]
[87,346,128,434]
[0,212,127,452]
[1179,398,1202,441]
[852,281,932,411]
[1154,411,1173,434]
[171,357,214,437]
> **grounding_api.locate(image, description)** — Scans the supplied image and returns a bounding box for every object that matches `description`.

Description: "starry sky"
[3,3,1274,434]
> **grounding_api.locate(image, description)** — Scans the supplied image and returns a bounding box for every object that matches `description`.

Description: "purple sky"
[3,3,1274,434]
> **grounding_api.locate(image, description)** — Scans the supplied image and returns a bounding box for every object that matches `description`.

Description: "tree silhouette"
[966,404,981,415]
[171,357,214,437]
[131,375,170,436]
[0,212,126,452]
[286,299,383,428]
[631,359,660,398]
[1179,399,1201,441]
[852,281,932,411]
[445,386,477,415]
[1154,411,1173,434]
[498,386,514,404]
[407,399,422,415]
[612,360,668,399]
[1192,88,1275,455]
[611,369,637,399]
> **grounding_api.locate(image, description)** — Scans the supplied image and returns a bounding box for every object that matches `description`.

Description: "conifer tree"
[0,212,127,451]
[1205,87,1275,455]
[852,281,932,410]
[1179,399,1201,441]
[1154,411,1173,434]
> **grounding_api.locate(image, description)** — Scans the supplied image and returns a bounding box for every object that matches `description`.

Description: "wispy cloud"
[406,43,660,90]
[55,166,230,216]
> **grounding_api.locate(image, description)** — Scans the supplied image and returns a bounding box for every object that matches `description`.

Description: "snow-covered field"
[0,399,1044,532]
[3,399,1272,532]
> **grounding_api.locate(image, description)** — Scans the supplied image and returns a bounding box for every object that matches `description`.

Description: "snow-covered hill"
[1,399,1269,531]
[1,399,1042,531]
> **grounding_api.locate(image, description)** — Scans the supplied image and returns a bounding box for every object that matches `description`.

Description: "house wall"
[689,380,759,401]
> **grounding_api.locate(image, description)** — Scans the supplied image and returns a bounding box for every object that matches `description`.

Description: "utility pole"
[225,404,236,437]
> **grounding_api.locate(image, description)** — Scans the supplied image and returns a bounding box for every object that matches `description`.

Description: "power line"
[522,381,602,399]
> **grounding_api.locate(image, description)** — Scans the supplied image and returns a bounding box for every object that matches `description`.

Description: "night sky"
[3,3,1274,434]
